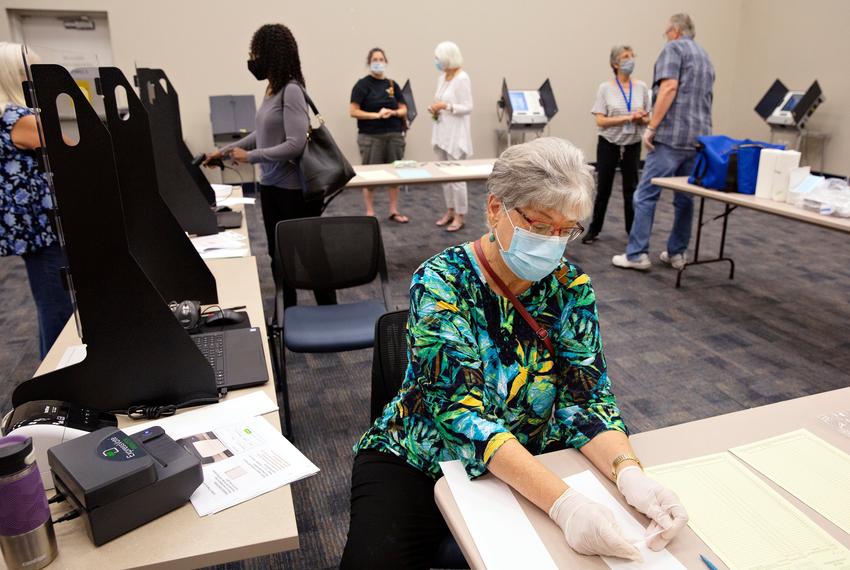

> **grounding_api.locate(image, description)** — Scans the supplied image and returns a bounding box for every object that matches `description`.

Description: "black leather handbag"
[297,89,356,208]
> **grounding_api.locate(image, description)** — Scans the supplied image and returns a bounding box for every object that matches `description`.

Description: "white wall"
[1,0,845,174]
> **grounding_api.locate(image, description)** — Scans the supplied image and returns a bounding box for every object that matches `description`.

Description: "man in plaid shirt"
[613,13,715,271]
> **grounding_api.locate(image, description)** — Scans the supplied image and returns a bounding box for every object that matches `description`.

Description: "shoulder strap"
[473,239,555,356]
[296,84,320,116]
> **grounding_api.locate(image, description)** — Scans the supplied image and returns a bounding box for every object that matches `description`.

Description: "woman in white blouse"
[429,41,473,232]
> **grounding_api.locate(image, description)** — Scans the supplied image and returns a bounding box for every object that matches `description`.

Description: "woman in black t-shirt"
[349,48,409,223]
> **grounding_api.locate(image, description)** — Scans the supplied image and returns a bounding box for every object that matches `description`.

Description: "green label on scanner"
[96,432,147,461]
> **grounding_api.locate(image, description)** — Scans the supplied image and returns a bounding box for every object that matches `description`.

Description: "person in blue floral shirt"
[0,43,71,358]
[341,138,689,569]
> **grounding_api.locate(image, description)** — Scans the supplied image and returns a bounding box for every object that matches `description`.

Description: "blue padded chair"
[370,310,469,569]
[268,216,392,439]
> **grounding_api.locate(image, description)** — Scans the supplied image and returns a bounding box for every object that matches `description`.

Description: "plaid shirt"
[652,38,715,150]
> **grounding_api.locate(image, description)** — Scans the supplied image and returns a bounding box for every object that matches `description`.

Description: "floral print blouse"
[356,242,628,479]
[0,105,56,256]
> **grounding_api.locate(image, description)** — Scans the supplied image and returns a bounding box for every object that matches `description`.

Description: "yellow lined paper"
[730,429,850,534]
[646,453,850,570]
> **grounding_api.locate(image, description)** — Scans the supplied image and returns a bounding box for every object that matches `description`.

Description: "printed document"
[354,169,395,181]
[646,453,850,570]
[182,416,319,516]
[730,429,850,534]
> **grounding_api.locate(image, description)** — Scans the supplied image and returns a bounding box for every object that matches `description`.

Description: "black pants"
[340,450,461,570]
[589,136,641,237]
[259,184,336,308]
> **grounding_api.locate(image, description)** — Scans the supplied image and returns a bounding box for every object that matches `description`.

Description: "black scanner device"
[48,426,203,546]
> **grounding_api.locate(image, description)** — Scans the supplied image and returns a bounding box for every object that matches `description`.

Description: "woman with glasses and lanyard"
[583,45,651,244]
[341,138,688,569]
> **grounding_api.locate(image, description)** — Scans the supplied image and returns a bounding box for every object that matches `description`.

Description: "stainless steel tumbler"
[0,435,58,570]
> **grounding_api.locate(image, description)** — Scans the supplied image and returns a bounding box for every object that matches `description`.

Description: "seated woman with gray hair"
[341,137,688,568]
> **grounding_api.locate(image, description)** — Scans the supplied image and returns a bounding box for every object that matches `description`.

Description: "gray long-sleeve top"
[223,81,308,189]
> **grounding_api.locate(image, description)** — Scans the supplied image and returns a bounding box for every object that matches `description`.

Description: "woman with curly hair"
[206,23,334,308]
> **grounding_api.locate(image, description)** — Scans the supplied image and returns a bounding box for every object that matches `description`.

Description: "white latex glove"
[617,466,689,551]
[642,127,656,150]
[549,488,642,562]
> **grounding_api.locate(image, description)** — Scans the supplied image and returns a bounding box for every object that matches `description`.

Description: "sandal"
[388,212,409,224]
[446,222,465,232]
[435,213,453,226]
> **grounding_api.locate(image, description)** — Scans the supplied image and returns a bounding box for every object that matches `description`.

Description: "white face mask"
[370,61,386,74]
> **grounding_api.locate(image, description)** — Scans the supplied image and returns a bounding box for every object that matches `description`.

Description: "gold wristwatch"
[611,454,642,479]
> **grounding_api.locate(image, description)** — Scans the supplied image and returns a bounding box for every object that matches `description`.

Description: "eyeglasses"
[513,207,585,240]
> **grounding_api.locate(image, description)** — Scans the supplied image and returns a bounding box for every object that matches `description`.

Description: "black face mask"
[247,58,267,81]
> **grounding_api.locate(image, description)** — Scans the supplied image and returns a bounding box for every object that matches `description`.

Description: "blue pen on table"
[700,554,719,570]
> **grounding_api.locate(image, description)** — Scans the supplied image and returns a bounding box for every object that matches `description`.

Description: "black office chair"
[269,216,393,439]
[371,310,469,570]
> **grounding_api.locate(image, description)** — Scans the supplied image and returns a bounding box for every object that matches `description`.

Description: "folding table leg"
[676,198,737,288]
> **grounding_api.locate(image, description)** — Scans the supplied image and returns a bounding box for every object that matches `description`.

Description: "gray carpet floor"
[2,178,849,569]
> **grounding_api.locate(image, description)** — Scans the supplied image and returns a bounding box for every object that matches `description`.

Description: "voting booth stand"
[135,68,220,236]
[755,79,827,171]
[12,63,219,413]
[98,66,218,304]
[496,78,558,151]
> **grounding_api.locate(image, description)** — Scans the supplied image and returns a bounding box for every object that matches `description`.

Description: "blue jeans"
[626,143,697,260]
[21,243,73,359]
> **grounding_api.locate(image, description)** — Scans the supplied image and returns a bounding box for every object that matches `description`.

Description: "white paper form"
[183,416,319,516]
[354,169,396,181]
[55,344,87,370]
[123,391,278,439]
[437,164,494,177]
[730,429,850,534]
[646,453,850,570]
[190,230,249,259]
[211,184,235,200]
[217,196,256,207]
[440,460,558,570]
[563,471,685,570]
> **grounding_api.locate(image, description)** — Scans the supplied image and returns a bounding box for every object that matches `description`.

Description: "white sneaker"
[660,251,687,270]
[612,253,651,271]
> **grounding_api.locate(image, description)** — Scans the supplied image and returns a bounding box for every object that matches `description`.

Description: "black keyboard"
[192,333,225,386]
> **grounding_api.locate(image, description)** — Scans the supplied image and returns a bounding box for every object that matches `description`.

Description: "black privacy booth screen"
[12,56,218,413]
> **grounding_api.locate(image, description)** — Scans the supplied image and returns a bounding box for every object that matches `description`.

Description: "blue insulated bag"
[689,135,784,193]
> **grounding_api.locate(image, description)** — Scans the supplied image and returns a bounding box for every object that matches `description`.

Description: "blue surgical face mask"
[495,204,568,282]
[370,61,386,74]
[619,58,635,76]
[434,59,443,72]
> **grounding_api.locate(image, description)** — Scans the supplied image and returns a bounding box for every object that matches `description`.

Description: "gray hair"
[486,137,595,221]
[669,13,695,38]
[434,41,463,70]
[609,45,633,73]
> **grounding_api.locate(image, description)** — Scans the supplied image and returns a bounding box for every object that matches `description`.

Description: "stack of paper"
[755,149,801,201]
[190,230,249,259]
